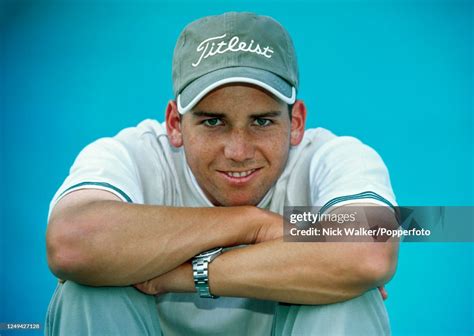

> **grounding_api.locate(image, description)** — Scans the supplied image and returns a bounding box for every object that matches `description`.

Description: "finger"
[133,283,150,294]
[378,286,388,300]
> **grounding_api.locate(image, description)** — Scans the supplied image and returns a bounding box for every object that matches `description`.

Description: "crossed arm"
[47,189,398,305]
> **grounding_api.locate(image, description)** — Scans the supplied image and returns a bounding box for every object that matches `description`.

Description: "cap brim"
[177,67,296,114]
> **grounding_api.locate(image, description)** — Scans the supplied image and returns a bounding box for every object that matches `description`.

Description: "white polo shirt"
[49,119,396,335]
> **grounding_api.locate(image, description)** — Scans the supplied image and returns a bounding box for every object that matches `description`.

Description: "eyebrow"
[190,111,226,118]
[249,111,282,118]
[190,110,282,118]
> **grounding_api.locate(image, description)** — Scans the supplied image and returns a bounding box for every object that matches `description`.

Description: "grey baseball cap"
[172,12,299,114]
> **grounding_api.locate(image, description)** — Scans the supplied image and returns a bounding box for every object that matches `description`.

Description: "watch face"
[195,247,223,258]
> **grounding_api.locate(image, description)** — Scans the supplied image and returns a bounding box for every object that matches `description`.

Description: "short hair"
[288,103,294,119]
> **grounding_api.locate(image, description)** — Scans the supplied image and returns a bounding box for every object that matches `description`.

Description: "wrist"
[252,208,284,243]
[192,247,223,298]
[220,206,262,245]
[161,262,194,294]
[235,206,271,244]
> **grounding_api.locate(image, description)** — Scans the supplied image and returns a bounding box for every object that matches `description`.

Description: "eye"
[203,118,223,127]
[253,118,272,127]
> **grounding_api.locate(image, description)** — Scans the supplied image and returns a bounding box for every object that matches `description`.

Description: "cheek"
[264,130,291,156]
[182,136,218,170]
[257,134,291,176]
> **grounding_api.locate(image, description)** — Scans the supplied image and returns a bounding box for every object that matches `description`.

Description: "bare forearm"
[141,205,399,304]
[209,205,399,304]
[136,238,398,304]
[47,198,276,286]
[210,205,399,304]
[210,239,397,304]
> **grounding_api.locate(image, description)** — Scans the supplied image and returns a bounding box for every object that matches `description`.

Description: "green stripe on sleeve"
[57,182,133,203]
[319,191,394,215]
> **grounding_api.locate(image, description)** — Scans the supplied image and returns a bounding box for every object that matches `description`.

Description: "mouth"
[217,168,261,184]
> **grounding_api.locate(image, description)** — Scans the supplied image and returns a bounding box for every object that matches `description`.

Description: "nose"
[224,129,255,162]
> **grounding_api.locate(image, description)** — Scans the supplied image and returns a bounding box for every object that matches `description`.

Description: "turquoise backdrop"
[1,0,473,334]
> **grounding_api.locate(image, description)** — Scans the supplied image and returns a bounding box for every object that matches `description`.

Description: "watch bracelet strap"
[192,258,218,299]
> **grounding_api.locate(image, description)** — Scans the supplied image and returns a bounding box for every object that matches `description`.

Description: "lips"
[225,169,256,178]
[217,168,261,184]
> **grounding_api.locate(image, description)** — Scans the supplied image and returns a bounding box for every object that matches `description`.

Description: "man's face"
[167,84,305,206]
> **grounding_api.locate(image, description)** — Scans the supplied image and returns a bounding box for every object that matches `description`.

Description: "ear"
[290,100,307,146]
[165,100,184,147]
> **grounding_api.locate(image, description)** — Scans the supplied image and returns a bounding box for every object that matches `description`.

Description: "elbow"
[361,244,399,287]
[365,257,397,286]
[46,217,92,281]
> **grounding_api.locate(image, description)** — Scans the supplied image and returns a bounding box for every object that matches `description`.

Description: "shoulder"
[303,127,366,152]
[287,127,371,170]
[71,119,173,177]
[301,127,382,166]
[81,119,167,147]
[114,119,168,144]
[87,119,169,156]
[304,128,395,206]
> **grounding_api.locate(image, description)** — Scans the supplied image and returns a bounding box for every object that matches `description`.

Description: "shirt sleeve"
[309,136,397,213]
[48,136,144,219]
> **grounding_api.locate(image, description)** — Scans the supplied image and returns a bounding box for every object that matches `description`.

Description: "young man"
[46,12,399,335]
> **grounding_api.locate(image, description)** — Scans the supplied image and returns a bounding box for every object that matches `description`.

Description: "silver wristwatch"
[192,247,223,298]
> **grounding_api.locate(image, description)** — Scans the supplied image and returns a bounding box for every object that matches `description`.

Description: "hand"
[378,286,388,300]
[134,262,194,296]
[134,277,164,296]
